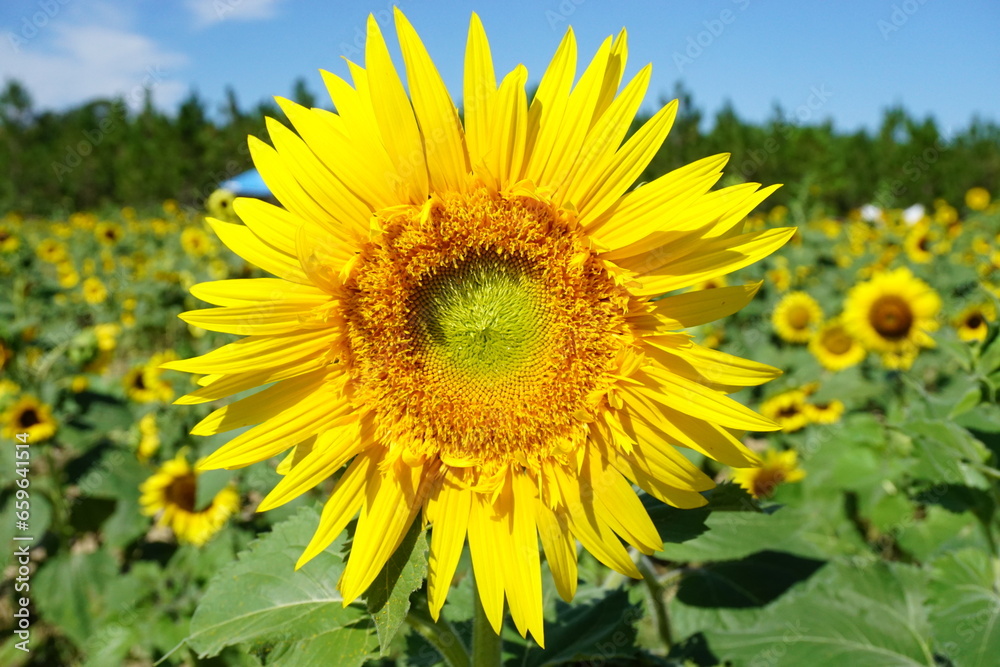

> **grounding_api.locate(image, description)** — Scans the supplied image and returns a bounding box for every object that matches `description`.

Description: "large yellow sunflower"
[772,291,823,343]
[808,317,866,371]
[843,267,940,369]
[2,395,57,442]
[165,10,792,645]
[140,452,240,546]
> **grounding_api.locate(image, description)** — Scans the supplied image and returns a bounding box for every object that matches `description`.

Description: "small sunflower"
[207,188,236,220]
[36,239,67,263]
[95,222,124,245]
[966,187,991,211]
[181,226,215,258]
[2,395,57,442]
[731,449,805,499]
[140,452,240,546]
[772,291,823,343]
[759,389,810,432]
[125,353,175,403]
[809,318,866,371]
[843,267,940,368]
[903,222,935,264]
[0,224,19,253]
[804,399,844,425]
[136,413,161,462]
[82,277,108,305]
[166,10,792,645]
[954,303,995,342]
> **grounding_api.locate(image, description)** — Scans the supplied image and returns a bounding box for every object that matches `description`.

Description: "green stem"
[638,556,673,651]
[471,582,502,667]
[404,606,470,667]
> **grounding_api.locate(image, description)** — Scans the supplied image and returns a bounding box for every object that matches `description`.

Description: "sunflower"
[903,222,935,264]
[966,187,990,211]
[207,188,236,220]
[759,389,810,432]
[2,395,57,442]
[0,224,19,253]
[140,452,240,546]
[136,413,161,462]
[82,276,108,305]
[843,267,940,369]
[731,449,805,499]
[809,317,866,371]
[181,226,215,258]
[772,291,823,343]
[95,221,124,245]
[57,262,80,288]
[954,303,995,342]
[804,399,844,425]
[125,353,175,403]
[166,10,792,645]
[36,239,67,263]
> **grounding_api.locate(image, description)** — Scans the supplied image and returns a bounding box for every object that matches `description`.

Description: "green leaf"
[950,386,983,418]
[363,519,428,655]
[900,419,991,489]
[186,505,378,665]
[706,561,935,667]
[32,550,119,649]
[929,548,1000,667]
[508,588,643,666]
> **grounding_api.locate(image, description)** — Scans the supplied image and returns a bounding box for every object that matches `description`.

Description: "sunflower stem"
[638,555,673,651]
[404,605,471,667]
[471,581,502,667]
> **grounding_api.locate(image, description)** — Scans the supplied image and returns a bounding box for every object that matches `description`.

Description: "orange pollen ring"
[338,187,632,475]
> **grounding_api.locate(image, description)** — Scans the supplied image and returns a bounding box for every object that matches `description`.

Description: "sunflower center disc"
[788,306,812,329]
[870,295,914,340]
[822,327,853,355]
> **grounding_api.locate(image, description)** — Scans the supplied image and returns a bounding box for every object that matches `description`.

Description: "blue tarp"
[219,169,271,198]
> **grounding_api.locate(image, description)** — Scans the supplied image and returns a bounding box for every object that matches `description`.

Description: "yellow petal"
[490,65,528,188]
[164,327,337,375]
[463,13,497,171]
[425,470,472,620]
[535,501,577,602]
[394,8,469,192]
[174,360,332,405]
[522,27,577,181]
[190,278,326,307]
[467,491,506,635]
[207,217,310,284]
[637,282,762,330]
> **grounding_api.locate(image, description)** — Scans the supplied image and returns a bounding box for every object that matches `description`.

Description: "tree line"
[2,78,998,216]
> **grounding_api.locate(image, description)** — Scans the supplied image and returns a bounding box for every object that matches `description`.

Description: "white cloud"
[1,23,188,111]
[185,0,285,28]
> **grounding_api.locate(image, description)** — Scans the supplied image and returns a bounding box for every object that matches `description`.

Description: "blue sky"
[2,0,998,132]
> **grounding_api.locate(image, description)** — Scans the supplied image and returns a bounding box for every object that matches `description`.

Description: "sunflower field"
[4,11,1000,667]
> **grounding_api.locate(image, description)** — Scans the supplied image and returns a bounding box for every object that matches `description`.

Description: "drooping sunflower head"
[2,395,57,442]
[731,449,805,499]
[167,10,794,645]
[140,451,240,546]
[808,317,866,371]
[772,291,823,343]
[843,267,940,368]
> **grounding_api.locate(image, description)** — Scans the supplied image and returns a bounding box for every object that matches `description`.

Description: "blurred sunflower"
[0,224,19,252]
[954,303,994,342]
[2,395,57,442]
[843,267,940,369]
[903,222,934,264]
[136,413,161,462]
[759,389,810,432]
[95,221,124,245]
[181,226,215,258]
[966,187,990,211]
[809,318,866,371]
[140,451,240,546]
[804,399,844,424]
[732,449,805,499]
[125,353,175,403]
[167,10,792,644]
[36,238,67,263]
[82,276,108,305]
[207,188,236,220]
[772,291,823,343]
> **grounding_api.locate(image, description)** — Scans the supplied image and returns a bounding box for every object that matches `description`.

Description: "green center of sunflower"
[411,253,549,380]
[870,295,913,340]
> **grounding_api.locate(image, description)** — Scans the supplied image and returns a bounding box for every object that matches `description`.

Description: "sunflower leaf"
[363,519,428,655]
[928,548,1000,667]
[186,505,378,665]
